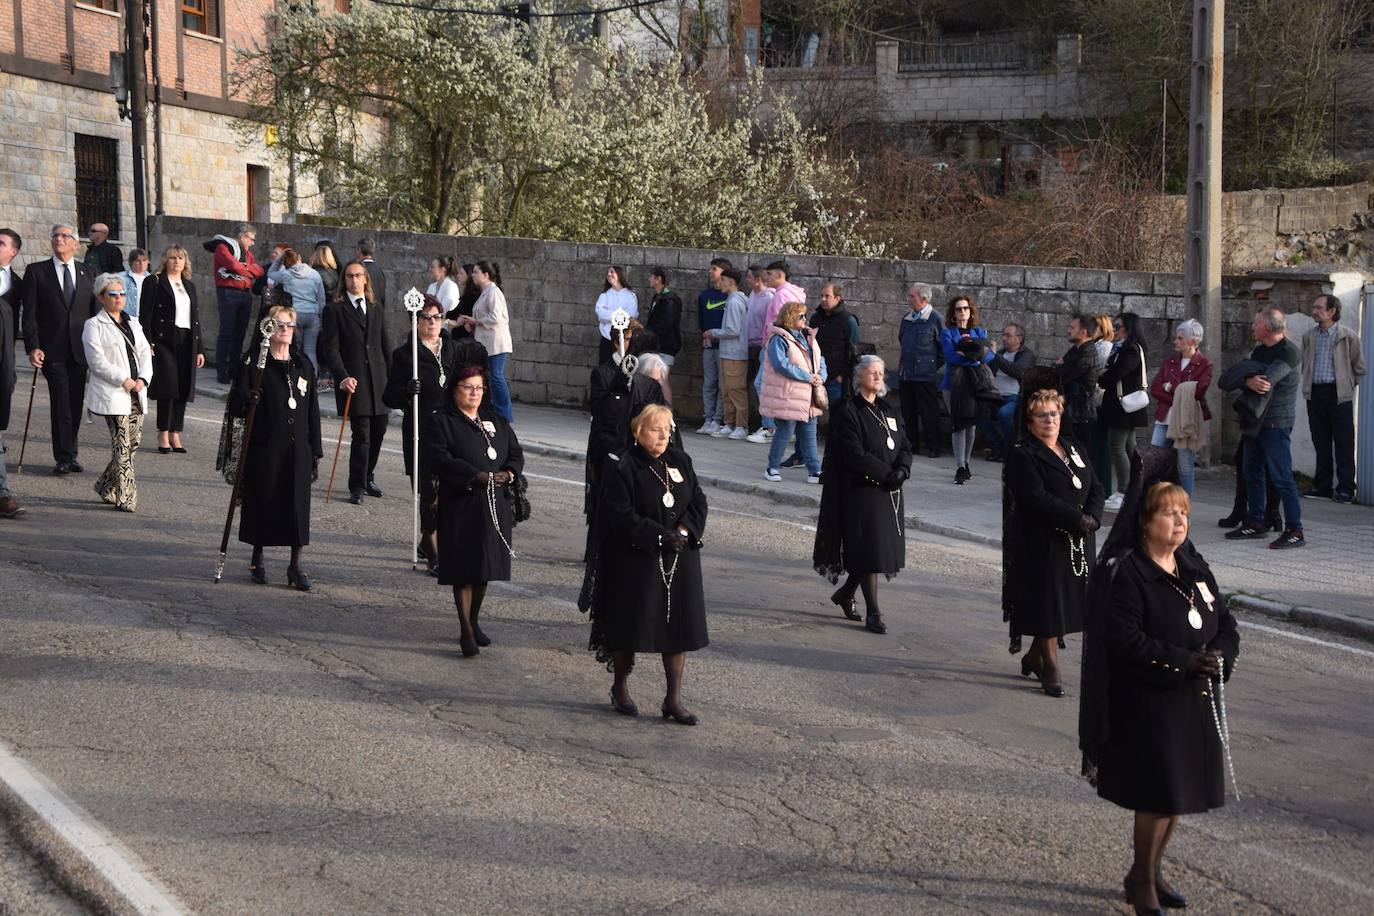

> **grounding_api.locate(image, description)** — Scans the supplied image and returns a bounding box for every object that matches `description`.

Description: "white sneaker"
[728,427,748,440]
[745,428,772,443]
[807,474,822,484]
[712,425,734,438]
[1103,492,1125,511]
[763,469,782,482]
[696,420,720,436]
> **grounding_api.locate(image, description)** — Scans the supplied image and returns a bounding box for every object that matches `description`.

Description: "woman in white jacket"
[458,260,514,421]
[83,273,154,512]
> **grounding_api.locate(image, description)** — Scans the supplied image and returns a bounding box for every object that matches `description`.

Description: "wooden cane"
[15,365,39,473]
[215,319,276,582]
[325,390,354,503]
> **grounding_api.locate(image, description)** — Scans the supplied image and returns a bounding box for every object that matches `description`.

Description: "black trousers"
[42,358,86,464]
[157,399,188,432]
[747,344,762,431]
[348,413,388,491]
[900,380,942,455]
[1307,384,1356,496]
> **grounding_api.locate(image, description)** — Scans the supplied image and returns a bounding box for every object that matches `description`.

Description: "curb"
[1228,593,1374,643]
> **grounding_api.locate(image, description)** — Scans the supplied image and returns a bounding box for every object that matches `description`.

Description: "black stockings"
[1024,637,1061,687]
[610,651,690,715]
[838,572,880,612]
[1127,812,1178,910]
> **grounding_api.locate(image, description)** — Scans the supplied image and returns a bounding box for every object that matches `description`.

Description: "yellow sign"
[265,125,278,147]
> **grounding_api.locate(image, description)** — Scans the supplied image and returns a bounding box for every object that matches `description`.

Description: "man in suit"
[0,228,25,516]
[320,260,392,504]
[356,237,386,308]
[83,222,123,275]
[22,223,98,474]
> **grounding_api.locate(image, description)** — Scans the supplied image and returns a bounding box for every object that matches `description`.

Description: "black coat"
[229,352,323,547]
[426,406,524,585]
[0,269,17,430]
[1094,549,1239,814]
[84,241,124,275]
[319,298,392,416]
[584,444,708,660]
[811,304,858,384]
[1057,342,1100,425]
[1098,342,1149,429]
[644,289,683,356]
[814,395,913,580]
[1002,436,1105,637]
[22,259,97,364]
[383,335,458,478]
[140,273,203,403]
[584,363,668,517]
[362,259,387,306]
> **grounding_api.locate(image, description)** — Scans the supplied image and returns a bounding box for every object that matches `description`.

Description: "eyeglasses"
[276,322,297,329]
[1030,411,1061,420]
[457,384,486,393]
[51,232,75,240]
[954,306,971,312]
[102,290,126,297]
[421,315,444,322]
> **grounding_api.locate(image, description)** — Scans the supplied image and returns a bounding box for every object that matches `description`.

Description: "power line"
[367,0,671,17]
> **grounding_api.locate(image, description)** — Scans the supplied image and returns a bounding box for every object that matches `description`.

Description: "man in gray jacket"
[1301,294,1366,503]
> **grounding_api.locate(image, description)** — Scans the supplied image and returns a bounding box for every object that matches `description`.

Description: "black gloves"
[472,470,512,488]
[883,468,908,491]
[1185,650,1223,677]
[247,388,262,405]
[408,378,422,396]
[311,456,320,482]
[1080,514,1101,533]
[662,531,688,553]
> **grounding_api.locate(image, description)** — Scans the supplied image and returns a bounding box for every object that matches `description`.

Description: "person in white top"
[594,266,637,366]
[82,273,153,512]
[426,255,461,317]
[458,260,514,421]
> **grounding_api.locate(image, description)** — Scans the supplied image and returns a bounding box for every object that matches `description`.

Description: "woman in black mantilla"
[584,319,669,519]
[813,355,912,635]
[383,294,459,575]
[582,404,708,725]
[229,306,323,590]
[1002,382,1105,697]
[1080,449,1239,915]
[426,365,524,658]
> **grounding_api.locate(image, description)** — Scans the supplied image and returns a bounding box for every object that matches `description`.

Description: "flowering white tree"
[235,3,883,256]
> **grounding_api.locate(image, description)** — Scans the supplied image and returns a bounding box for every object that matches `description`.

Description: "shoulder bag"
[1118,345,1150,413]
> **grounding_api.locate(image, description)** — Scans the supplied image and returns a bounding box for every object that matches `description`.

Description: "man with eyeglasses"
[83,222,123,275]
[22,224,98,474]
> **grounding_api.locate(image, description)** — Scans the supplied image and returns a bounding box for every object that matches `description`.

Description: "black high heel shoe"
[1123,876,1165,916]
[1020,656,1043,680]
[158,446,172,455]
[610,689,638,717]
[831,588,861,621]
[286,566,311,592]
[250,561,267,585]
[1217,512,1243,528]
[661,703,698,726]
[473,623,491,647]
[865,610,887,635]
[1155,876,1187,909]
[458,635,480,657]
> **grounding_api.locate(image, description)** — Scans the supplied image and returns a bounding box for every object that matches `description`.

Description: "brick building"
[0,0,318,269]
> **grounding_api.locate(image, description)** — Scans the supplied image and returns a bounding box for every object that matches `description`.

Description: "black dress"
[584,444,708,664]
[584,362,667,517]
[426,406,524,586]
[1095,549,1239,814]
[383,335,459,479]
[813,395,913,581]
[1003,436,1106,638]
[229,352,323,547]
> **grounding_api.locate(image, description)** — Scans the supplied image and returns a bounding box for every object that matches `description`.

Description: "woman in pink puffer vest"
[760,302,827,482]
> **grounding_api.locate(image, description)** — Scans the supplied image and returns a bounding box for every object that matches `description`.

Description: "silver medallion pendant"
[438,373,446,389]
[1188,608,1203,630]
[886,436,896,450]
[486,446,497,461]
[1071,474,1082,489]
[662,491,675,509]
[287,396,297,410]
[1070,448,1086,468]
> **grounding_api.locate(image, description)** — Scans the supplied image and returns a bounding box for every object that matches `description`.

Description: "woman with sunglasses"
[82,273,154,511]
[383,294,458,575]
[1002,381,1104,697]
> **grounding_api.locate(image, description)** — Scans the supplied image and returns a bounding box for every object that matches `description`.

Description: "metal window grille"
[74,134,120,240]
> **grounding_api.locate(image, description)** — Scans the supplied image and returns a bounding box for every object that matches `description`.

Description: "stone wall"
[1217,182,1374,269]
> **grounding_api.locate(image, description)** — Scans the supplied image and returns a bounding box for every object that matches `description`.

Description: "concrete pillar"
[1183,0,1225,459]
[876,39,898,76]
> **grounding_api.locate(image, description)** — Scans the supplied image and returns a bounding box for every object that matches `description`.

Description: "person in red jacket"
[205,224,264,383]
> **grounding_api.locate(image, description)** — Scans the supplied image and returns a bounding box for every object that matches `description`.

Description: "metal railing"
[894,29,1051,72]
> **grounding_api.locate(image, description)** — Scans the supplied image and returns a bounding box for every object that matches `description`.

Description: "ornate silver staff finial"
[610,308,631,365]
[403,287,425,314]
[258,316,278,340]
[620,353,640,378]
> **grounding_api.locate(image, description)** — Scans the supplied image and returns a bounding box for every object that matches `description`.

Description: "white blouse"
[427,277,460,314]
[170,278,192,329]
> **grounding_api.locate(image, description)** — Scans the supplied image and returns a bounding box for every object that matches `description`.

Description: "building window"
[81,0,120,11]
[74,134,120,240]
[182,0,218,35]
[335,0,351,11]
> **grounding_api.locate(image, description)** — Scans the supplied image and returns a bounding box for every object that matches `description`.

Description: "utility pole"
[124,0,150,249]
[149,0,164,217]
[1183,0,1224,458]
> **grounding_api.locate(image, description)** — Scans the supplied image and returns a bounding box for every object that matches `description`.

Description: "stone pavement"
[192,377,1373,636]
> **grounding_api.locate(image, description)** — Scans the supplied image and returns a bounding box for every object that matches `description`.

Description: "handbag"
[805,335,829,412]
[1118,344,1149,413]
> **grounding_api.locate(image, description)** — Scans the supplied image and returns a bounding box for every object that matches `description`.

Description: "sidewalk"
[196,378,1374,639]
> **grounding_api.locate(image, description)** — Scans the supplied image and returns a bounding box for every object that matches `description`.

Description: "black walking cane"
[15,365,39,473]
[214,318,277,583]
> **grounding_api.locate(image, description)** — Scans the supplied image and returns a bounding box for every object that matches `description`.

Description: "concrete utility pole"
[1183,0,1224,457]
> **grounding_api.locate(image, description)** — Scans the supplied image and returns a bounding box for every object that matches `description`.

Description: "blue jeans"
[768,417,820,475]
[980,395,1018,454]
[215,287,253,380]
[754,364,773,430]
[1243,427,1301,531]
[488,353,513,421]
[1151,422,1196,496]
[701,346,723,424]
[295,309,322,375]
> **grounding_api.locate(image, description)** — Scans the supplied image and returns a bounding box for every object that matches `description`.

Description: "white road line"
[186,415,1374,659]
[0,741,187,915]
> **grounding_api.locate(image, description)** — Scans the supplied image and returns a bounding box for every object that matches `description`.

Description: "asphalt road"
[2,393,1373,915]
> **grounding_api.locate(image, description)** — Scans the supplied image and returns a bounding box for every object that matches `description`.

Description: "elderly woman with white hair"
[1148,318,1212,495]
[82,272,154,511]
[813,355,912,634]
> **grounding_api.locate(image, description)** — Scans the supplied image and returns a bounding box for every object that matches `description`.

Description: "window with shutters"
[74,134,120,240]
[181,0,218,35]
